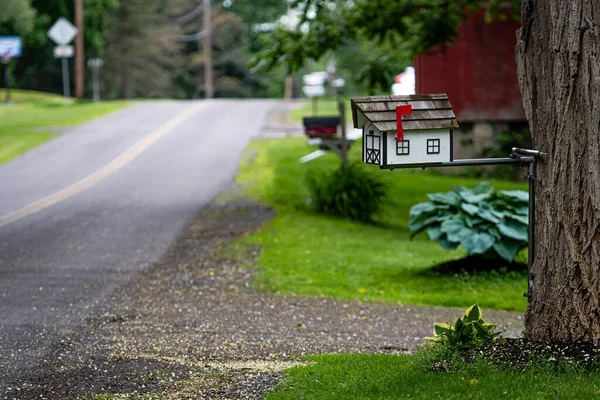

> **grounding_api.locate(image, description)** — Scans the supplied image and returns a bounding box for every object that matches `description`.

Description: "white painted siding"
[384,130,451,166]
[356,111,368,130]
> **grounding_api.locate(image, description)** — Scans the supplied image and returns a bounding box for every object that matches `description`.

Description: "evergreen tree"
[102,0,181,99]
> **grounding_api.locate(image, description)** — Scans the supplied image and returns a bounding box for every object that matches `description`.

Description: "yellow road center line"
[0,102,206,228]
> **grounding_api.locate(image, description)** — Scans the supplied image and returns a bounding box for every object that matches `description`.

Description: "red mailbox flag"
[396,104,413,141]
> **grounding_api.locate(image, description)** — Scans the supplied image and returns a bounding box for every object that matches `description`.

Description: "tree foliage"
[168,0,274,99]
[0,0,37,34]
[251,0,520,90]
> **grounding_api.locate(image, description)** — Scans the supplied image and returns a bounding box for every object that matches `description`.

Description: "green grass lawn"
[232,137,529,311]
[0,89,129,165]
[267,354,600,400]
[231,126,590,400]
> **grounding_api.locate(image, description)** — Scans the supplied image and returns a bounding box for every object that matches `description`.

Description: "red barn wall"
[414,12,525,122]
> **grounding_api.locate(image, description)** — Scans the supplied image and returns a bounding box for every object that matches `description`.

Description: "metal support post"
[524,159,536,301]
[3,57,10,104]
[511,147,545,301]
[338,100,348,168]
[92,66,100,102]
[386,147,546,302]
[382,157,534,170]
[61,57,71,100]
[87,58,104,102]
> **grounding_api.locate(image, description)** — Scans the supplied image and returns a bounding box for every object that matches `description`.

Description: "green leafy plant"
[305,164,386,223]
[424,304,502,355]
[409,182,528,262]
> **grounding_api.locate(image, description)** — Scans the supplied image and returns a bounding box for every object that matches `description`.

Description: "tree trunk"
[515,1,600,342]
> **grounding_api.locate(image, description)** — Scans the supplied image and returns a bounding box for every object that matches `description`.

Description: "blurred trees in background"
[0,0,117,94]
[0,0,520,99]
[101,0,179,99]
[169,0,282,99]
[251,0,520,93]
[0,0,36,34]
[0,0,292,99]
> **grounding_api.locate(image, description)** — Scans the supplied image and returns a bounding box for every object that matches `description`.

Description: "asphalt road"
[0,99,276,385]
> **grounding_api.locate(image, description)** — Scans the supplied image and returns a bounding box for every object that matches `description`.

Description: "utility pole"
[202,0,213,99]
[284,0,294,100]
[75,0,84,99]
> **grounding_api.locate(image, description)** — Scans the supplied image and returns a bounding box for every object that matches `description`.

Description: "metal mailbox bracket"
[382,147,546,302]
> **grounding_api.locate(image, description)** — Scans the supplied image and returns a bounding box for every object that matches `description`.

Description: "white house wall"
[356,111,368,130]
[383,130,452,166]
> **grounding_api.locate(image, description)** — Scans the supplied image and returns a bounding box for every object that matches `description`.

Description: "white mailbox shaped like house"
[352,94,459,169]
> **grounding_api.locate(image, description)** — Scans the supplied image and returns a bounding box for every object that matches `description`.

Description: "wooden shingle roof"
[351,94,459,132]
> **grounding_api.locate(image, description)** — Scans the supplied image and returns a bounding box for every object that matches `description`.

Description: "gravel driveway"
[2,201,524,399]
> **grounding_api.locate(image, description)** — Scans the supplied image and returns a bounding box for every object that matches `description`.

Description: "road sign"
[0,36,22,58]
[302,85,326,98]
[302,72,328,86]
[54,45,74,58]
[87,58,104,69]
[48,18,78,45]
[331,78,345,88]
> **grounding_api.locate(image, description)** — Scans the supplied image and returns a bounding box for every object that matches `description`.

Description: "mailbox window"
[427,139,440,154]
[396,140,410,156]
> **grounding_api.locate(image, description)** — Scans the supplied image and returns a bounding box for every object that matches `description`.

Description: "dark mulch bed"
[426,255,527,275]
[434,338,600,372]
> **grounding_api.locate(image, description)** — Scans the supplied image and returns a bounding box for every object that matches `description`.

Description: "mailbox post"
[0,36,22,104]
[87,58,104,102]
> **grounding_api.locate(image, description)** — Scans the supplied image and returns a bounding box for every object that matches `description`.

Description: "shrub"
[409,182,528,262]
[305,164,386,223]
[424,304,502,356]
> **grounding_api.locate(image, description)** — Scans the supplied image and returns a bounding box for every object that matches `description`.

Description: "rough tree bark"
[516,1,600,342]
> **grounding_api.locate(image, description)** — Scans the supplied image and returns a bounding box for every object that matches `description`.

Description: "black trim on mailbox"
[396,139,410,156]
[362,129,369,163]
[450,129,454,161]
[427,138,440,154]
[383,132,387,166]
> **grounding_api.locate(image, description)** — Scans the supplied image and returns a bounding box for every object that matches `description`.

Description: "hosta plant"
[424,304,502,355]
[409,182,528,262]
